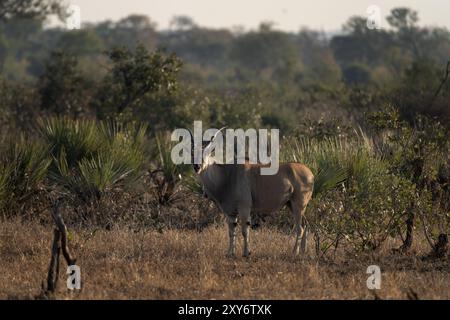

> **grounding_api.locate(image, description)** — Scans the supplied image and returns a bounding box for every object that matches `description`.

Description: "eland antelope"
[189,129,314,257]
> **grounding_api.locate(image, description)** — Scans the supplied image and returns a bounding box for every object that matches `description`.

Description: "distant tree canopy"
[0,6,449,85]
[230,23,301,82]
[0,0,65,21]
[170,15,198,31]
[343,63,372,85]
[93,15,157,51]
[387,7,418,30]
[0,6,449,121]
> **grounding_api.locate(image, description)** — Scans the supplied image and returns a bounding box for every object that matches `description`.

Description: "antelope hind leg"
[300,191,312,254]
[301,217,308,253]
[290,201,306,256]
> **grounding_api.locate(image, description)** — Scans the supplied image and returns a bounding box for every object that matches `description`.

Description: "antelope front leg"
[293,213,305,256]
[227,215,238,257]
[294,223,304,256]
[239,209,251,257]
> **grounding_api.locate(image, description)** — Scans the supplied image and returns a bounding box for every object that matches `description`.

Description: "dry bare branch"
[51,200,76,265]
[46,228,61,293]
[45,199,77,294]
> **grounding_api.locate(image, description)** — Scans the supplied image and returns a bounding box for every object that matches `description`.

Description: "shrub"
[94,44,182,119]
[38,117,99,168]
[283,132,416,252]
[40,117,146,203]
[149,132,184,204]
[39,51,90,117]
[372,108,450,250]
[0,137,50,213]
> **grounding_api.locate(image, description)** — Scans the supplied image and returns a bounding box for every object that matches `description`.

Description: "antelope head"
[188,127,226,199]
[188,127,226,174]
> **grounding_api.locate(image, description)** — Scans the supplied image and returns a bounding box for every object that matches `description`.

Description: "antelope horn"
[203,126,227,159]
[212,126,227,141]
[188,128,200,173]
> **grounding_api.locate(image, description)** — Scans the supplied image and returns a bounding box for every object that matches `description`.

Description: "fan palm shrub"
[0,137,51,213]
[39,117,146,203]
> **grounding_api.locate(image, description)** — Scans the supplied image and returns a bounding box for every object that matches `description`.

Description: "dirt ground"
[0,218,448,300]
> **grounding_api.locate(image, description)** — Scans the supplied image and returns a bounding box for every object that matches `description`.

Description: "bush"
[342,63,372,85]
[368,106,450,249]
[149,132,186,205]
[39,117,147,203]
[0,137,50,213]
[94,44,182,119]
[39,51,90,117]
[283,132,416,252]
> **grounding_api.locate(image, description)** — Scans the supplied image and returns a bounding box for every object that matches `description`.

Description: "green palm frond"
[155,131,180,184]
[0,137,50,210]
[313,165,348,198]
[282,133,379,197]
[43,117,147,202]
[38,117,98,168]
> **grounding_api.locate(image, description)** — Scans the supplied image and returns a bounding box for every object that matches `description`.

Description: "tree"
[296,29,341,85]
[169,15,197,31]
[95,15,157,50]
[0,0,64,21]
[391,60,450,120]
[160,27,233,68]
[387,7,422,58]
[39,51,88,116]
[343,16,369,35]
[331,16,392,67]
[342,63,372,85]
[116,14,156,30]
[230,24,301,82]
[386,7,418,30]
[57,29,104,55]
[94,45,182,118]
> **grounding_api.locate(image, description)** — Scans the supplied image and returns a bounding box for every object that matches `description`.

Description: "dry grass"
[0,218,449,300]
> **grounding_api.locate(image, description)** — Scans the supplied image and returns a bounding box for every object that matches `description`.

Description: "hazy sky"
[65,0,450,32]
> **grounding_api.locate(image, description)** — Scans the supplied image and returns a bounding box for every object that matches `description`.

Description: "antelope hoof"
[243,250,251,258]
[226,250,236,258]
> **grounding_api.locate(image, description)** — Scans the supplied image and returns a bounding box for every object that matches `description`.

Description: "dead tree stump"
[45,200,77,294]
[47,229,61,292]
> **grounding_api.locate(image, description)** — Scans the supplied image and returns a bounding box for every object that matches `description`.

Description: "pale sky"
[62,0,450,32]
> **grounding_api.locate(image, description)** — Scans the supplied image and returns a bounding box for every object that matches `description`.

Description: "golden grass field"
[0,218,449,300]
